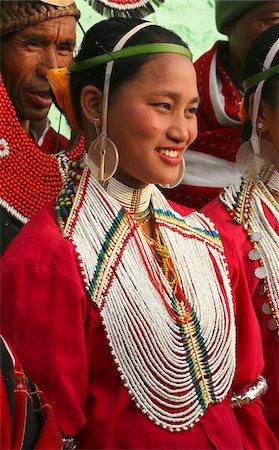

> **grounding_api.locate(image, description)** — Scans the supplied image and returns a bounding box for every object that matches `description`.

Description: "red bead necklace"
[0,73,84,222]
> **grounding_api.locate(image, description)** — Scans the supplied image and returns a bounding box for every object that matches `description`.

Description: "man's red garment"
[164,42,243,210]
[39,125,70,155]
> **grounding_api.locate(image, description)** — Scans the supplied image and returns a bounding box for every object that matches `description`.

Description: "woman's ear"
[257,100,271,134]
[248,92,270,133]
[248,94,271,133]
[80,85,103,126]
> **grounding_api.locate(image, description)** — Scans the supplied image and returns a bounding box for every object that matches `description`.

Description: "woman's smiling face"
[107,52,199,189]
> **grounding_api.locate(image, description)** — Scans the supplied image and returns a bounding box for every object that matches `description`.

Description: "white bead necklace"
[221,163,279,333]
[104,177,153,214]
[64,168,236,432]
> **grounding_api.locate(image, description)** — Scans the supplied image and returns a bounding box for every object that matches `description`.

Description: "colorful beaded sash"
[0,73,84,223]
[58,167,236,432]
[220,168,279,334]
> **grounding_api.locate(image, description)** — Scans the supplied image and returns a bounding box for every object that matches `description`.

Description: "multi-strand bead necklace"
[221,162,279,335]
[55,164,235,431]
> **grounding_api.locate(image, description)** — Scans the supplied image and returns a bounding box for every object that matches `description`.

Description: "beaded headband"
[48,24,192,131]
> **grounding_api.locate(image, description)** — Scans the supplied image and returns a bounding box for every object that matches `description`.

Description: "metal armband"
[63,438,76,450]
[232,375,268,408]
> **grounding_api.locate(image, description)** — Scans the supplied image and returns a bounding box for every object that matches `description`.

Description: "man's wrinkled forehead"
[0,0,80,37]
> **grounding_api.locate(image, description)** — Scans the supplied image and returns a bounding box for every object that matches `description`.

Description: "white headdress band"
[101,23,155,153]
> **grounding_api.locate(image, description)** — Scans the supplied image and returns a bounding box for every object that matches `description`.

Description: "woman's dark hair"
[70,17,189,120]
[243,24,279,141]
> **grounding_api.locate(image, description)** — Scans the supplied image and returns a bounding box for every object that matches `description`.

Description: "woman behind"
[0,335,62,450]
[203,24,279,440]
[0,18,277,449]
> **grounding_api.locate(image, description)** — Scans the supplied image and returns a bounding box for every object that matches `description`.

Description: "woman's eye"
[155,103,171,110]
[187,107,198,115]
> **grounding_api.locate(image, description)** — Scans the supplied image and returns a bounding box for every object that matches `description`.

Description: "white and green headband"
[69,22,192,163]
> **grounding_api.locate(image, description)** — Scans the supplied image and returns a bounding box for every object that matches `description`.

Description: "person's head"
[215,1,279,78]
[0,0,80,126]
[242,24,279,163]
[50,18,199,189]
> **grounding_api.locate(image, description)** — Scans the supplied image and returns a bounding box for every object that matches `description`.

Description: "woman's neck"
[259,160,279,204]
[104,177,153,215]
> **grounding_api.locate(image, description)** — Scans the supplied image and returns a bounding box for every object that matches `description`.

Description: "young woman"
[1,18,277,449]
[203,24,279,441]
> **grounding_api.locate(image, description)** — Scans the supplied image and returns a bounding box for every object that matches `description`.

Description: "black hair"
[243,24,279,141]
[70,17,189,121]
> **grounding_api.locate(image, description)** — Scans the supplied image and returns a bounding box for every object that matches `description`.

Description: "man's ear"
[80,85,103,125]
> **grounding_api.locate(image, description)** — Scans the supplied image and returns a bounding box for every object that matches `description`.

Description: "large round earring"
[87,117,119,182]
[159,157,186,189]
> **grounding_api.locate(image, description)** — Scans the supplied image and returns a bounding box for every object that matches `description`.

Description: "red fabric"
[0,201,276,448]
[195,42,242,151]
[202,198,279,444]
[39,126,69,155]
[0,336,62,450]
[164,42,243,210]
[0,375,12,450]
[164,185,221,212]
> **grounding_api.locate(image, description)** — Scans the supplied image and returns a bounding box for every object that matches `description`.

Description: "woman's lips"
[155,147,184,165]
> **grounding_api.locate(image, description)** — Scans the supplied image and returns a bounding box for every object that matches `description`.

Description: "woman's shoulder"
[1,202,76,270]
[202,196,227,217]
[202,196,241,232]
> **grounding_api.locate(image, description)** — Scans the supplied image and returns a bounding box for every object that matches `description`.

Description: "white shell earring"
[257,121,265,130]
[87,115,119,182]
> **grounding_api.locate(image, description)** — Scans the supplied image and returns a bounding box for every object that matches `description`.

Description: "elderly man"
[0,0,84,254]
[164,0,279,210]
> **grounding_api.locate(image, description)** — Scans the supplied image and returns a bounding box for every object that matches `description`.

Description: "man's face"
[227,1,279,69]
[1,16,76,123]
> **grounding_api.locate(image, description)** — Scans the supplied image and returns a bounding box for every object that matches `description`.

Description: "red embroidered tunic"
[0,201,278,449]
[163,42,243,210]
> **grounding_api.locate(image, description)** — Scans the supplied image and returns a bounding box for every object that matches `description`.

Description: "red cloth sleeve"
[0,207,91,438]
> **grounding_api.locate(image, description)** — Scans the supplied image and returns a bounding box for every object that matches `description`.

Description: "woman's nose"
[167,118,190,145]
